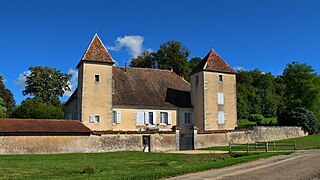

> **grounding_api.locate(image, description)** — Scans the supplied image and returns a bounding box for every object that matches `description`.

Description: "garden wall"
[196,126,307,149]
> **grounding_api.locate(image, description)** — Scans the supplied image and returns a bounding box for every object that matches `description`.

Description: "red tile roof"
[0,119,92,134]
[191,49,236,75]
[77,34,114,68]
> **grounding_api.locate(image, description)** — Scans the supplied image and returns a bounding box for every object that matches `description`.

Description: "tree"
[22,66,71,105]
[11,98,64,119]
[189,57,202,71]
[129,51,156,68]
[0,97,7,118]
[278,108,318,134]
[0,74,15,116]
[281,61,320,127]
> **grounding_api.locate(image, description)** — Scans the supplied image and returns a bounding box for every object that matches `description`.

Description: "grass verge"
[0,151,290,179]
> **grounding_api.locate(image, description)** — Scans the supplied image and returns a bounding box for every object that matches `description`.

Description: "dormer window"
[219,75,223,82]
[95,74,100,82]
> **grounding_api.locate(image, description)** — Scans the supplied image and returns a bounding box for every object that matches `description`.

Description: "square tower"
[190,50,237,132]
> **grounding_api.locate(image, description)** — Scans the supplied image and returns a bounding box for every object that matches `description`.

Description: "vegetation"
[0,74,15,117]
[11,98,64,119]
[238,118,277,127]
[23,66,71,106]
[0,151,289,179]
[248,114,264,125]
[0,97,7,118]
[278,108,318,134]
[202,134,320,151]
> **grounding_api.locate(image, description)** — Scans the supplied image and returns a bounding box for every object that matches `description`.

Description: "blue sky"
[0,0,319,104]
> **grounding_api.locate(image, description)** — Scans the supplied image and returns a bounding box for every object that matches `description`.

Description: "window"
[185,112,191,124]
[136,111,145,125]
[160,112,168,124]
[148,112,154,125]
[218,111,225,124]
[95,74,100,82]
[112,111,121,124]
[89,115,99,123]
[219,75,223,82]
[218,92,224,105]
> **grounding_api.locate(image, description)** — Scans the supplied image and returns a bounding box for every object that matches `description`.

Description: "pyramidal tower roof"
[77,33,114,68]
[191,49,236,75]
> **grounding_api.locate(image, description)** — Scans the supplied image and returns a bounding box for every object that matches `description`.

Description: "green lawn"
[0,151,290,179]
[238,117,278,127]
[202,134,320,151]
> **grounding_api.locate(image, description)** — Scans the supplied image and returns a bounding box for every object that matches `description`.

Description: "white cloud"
[64,68,78,97]
[107,35,145,58]
[16,70,31,88]
[234,66,245,71]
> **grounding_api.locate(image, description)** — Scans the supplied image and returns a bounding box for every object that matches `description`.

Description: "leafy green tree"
[0,75,15,116]
[189,57,202,71]
[155,41,190,79]
[129,51,156,68]
[278,108,318,134]
[11,98,64,119]
[22,66,71,105]
[0,97,7,118]
[282,62,320,116]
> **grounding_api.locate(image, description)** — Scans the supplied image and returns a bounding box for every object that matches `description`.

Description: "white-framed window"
[218,92,224,105]
[112,111,121,124]
[218,111,225,124]
[136,111,156,125]
[136,111,145,125]
[148,112,154,124]
[185,112,191,124]
[160,112,168,124]
[95,74,100,82]
[89,115,100,123]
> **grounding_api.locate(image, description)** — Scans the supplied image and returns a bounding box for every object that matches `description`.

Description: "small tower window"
[95,74,100,82]
[218,75,223,82]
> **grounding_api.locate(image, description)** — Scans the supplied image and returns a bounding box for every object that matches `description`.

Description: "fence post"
[247,143,249,153]
[294,141,296,150]
[273,141,275,150]
[229,143,231,153]
[265,142,268,152]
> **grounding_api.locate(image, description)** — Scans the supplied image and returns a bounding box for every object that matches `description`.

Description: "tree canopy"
[0,97,7,118]
[0,74,15,117]
[22,66,71,105]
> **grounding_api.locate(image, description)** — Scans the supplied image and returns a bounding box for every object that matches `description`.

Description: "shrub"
[81,163,96,174]
[278,108,318,134]
[248,114,264,125]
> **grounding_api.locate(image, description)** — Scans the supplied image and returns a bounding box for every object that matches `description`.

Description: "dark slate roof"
[0,119,92,134]
[191,49,236,75]
[77,34,114,68]
[112,67,192,108]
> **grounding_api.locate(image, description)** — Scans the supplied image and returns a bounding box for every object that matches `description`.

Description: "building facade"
[65,34,237,135]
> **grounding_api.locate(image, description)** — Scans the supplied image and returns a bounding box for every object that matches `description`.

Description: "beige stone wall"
[190,72,205,131]
[203,72,237,131]
[80,62,113,131]
[112,108,177,131]
[196,126,307,149]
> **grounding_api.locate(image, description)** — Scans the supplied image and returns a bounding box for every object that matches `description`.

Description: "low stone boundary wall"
[196,126,307,149]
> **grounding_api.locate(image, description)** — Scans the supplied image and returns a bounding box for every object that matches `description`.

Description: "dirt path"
[165,150,320,180]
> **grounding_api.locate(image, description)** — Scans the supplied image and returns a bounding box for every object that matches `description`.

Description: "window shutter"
[218,92,224,105]
[136,111,144,125]
[153,111,157,125]
[89,115,95,123]
[191,112,195,124]
[116,111,121,124]
[168,112,172,125]
[180,112,185,125]
[218,111,225,124]
[144,112,149,124]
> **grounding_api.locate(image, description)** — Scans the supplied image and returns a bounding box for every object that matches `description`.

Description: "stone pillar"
[193,126,198,150]
[175,126,180,151]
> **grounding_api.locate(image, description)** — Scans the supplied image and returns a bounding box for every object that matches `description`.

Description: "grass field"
[0,151,290,179]
[238,117,278,127]
[202,134,320,151]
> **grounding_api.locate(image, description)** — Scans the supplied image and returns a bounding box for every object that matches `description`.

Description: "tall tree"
[22,66,71,105]
[0,97,6,118]
[281,61,320,124]
[0,74,15,116]
[129,51,156,68]
[189,57,202,71]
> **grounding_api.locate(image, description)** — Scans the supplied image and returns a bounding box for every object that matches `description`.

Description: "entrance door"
[180,133,194,150]
[142,135,151,152]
